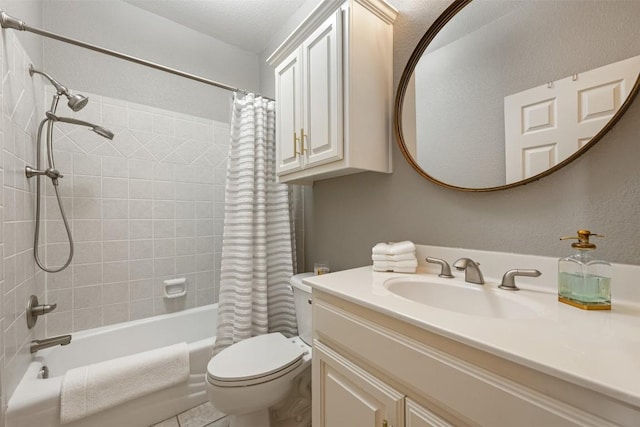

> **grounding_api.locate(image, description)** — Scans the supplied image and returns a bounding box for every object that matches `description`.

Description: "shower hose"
[32,115,74,273]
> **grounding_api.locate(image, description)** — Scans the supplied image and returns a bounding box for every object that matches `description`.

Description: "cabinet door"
[313,341,403,427]
[275,49,304,175]
[406,398,456,427]
[301,10,343,168]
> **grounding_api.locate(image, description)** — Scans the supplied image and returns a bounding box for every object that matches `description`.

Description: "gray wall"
[263,0,640,271]
[42,0,260,122]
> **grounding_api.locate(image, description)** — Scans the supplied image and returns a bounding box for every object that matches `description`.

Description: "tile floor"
[151,402,230,427]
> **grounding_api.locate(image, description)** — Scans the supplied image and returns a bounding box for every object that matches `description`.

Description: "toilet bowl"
[206,273,314,427]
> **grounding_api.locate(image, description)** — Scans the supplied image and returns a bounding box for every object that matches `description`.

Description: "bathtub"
[6,304,218,427]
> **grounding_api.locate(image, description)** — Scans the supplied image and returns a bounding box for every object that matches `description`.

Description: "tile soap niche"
[163,278,187,299]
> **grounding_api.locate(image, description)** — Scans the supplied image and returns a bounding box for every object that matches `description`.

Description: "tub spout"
[30,334,72,354]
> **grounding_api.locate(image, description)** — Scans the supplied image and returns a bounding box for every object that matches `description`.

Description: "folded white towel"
[372,241,416,256]
[373,259,418,269]
[372,252,417,262]
[373,265,417,273]
[60,342,190,424]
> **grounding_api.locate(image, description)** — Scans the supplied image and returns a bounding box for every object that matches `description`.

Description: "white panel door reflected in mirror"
[504,55,640,184]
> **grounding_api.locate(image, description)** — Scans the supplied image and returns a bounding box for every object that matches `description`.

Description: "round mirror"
[395,0,640,192]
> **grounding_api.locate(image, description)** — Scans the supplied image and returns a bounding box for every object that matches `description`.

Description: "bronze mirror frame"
[394,0,640,192]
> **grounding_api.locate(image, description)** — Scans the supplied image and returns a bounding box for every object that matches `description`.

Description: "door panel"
[313,341,403,427]
[275,51,303,174]
[302,10,343,168]
[504,54,640,184]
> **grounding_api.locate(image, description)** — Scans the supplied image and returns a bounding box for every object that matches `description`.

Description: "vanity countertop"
[304,266,640,407]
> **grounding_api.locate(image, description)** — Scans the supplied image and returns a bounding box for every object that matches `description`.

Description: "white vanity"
[304,246,640,426]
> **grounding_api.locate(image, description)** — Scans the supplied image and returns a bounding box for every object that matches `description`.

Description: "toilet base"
[230,409,270,427]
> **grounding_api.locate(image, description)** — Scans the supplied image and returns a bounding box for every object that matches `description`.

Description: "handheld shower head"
[29,64,89,112]
[46,112,114,140]
[92,125,115,140]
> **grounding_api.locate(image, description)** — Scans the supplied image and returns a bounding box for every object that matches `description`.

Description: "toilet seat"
[207,333,304,387]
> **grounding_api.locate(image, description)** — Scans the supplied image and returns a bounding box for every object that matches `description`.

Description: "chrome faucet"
[499,269,542,291]
[30,335,72,353]
[453,258,484,284]
[426,257,454,278]
[26,295,57,329]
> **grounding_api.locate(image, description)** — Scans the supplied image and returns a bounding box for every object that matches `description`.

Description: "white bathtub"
[6,304,218,427]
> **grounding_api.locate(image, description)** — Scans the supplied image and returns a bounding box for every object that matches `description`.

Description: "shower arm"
[0,10,274,101]
[29,66,69,96]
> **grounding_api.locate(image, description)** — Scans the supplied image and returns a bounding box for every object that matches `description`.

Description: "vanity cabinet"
[268,0,397,184]
[314,340,450,427]
[314,341,404,426]
[312,291,638,427]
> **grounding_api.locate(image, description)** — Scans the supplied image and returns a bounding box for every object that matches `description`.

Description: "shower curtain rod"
[0,10,275,101]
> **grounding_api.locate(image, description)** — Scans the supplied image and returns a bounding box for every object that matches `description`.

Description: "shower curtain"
[214,93,298,354]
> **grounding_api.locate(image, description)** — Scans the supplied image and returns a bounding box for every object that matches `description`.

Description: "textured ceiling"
[123,0,306,53]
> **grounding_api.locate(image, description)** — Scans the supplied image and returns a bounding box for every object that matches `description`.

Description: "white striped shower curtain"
[213,94,297,354]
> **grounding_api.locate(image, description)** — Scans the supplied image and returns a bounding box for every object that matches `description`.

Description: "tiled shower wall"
[42,87,230,337]
[0,23,304,414]
[1,31,46,412]
[0,26,231,413]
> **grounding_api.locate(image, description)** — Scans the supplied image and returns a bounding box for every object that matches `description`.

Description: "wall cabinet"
[268,0,397,184]
[274,11,342,176]
[313,291,639,427]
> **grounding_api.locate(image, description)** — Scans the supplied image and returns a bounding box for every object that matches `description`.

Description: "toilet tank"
[291,273,314,345]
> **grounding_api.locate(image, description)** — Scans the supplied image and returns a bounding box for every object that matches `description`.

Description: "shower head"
[29,64,89,112]
[46,112,114,140]
[67,93,89,112]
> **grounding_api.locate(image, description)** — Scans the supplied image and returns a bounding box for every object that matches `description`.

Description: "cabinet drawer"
[406,398,455,427]
[314,299,614,427]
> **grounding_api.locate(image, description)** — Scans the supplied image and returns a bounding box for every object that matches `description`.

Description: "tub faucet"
[30,334,72,354]
[453,258,485,285]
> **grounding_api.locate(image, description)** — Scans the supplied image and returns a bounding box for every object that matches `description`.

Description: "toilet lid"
[207,333,304,384]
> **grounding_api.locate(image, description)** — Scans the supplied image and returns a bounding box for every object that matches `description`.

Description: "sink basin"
[383,277,545,319]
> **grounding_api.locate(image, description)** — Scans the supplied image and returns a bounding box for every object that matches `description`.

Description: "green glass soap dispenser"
[558,230,611,310]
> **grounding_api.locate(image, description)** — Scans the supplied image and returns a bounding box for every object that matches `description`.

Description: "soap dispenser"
[558,230,611,310]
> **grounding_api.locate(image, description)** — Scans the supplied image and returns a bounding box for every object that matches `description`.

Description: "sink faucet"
[426,257,454,278]
[453,258,485,285]
[499,269,542,291]
[30,334,72,353]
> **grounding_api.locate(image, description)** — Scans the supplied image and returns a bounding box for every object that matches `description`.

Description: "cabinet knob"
[382,420,390,427]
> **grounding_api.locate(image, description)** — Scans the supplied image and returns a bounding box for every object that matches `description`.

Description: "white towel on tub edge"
[60,342,190,424]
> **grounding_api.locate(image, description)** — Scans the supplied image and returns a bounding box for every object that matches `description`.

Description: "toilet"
[206,273,314,427]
